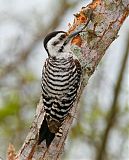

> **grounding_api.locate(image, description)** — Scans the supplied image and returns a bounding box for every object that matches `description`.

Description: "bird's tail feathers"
[38,117,55,147]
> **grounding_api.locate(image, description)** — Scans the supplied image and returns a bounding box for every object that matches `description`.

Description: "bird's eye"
[53,41,59,46]
[58,46,64,52]
[59,34,66,40]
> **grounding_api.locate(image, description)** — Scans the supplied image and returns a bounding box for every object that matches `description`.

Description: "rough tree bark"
[8,0,129,160]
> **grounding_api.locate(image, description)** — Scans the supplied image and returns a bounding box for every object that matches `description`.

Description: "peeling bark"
[13,0,129,160]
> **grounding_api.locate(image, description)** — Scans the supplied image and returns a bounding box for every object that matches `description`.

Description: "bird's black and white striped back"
[38,30,83,147]
[41,56,81,132]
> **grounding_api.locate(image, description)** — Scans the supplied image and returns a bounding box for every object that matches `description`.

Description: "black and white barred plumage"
[38,31,82,147]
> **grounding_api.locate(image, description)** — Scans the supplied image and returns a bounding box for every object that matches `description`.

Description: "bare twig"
[11,0,129,160]
[96,33,129,160]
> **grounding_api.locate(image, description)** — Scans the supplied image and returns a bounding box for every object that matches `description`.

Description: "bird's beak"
[64,30,82,45]
[63,18,91,46]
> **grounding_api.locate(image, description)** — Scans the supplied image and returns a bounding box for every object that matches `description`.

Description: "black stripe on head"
[44,31,66,54]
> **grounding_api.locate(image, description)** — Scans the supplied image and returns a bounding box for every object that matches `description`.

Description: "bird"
[38,30,82,147]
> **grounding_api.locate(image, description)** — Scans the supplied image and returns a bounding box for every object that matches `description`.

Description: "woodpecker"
[38,29,83,147]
